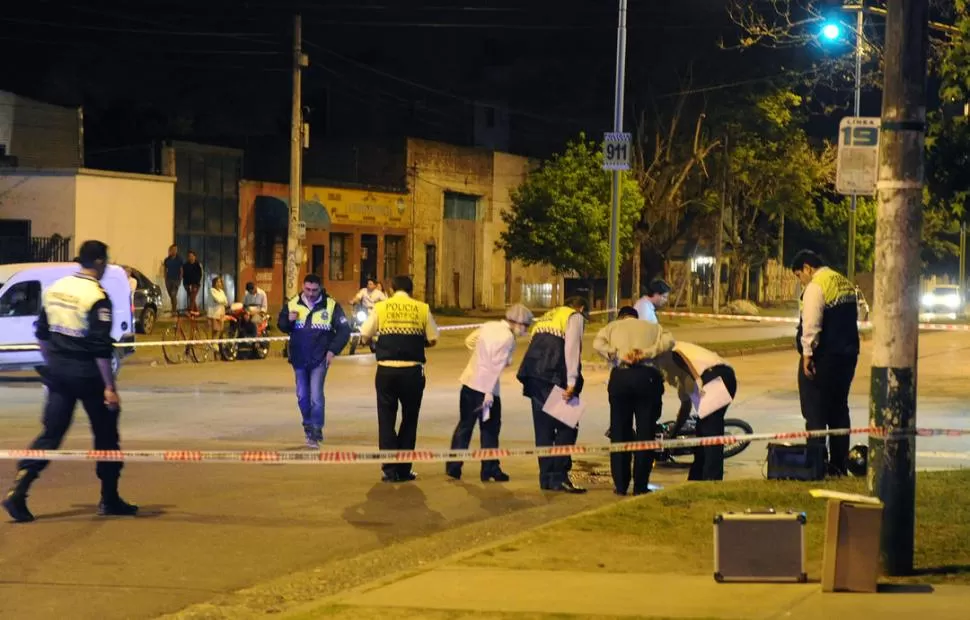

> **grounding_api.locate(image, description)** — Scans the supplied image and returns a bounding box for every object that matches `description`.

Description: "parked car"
[921,284,963,316]
[0,262,135,375]
[124,265,163,335]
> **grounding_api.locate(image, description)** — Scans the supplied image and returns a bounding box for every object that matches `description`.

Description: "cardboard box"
[817,493,884,593]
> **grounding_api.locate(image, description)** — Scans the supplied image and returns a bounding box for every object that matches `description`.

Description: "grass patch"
[462,470,970,584]
[294,605,720,620]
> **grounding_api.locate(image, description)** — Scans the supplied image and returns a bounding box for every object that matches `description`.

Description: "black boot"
[2,470,38,523]
[98,478,138,517]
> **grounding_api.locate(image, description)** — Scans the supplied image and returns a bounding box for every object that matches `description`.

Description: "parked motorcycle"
[220,303,271,361]
[347,303,376,355]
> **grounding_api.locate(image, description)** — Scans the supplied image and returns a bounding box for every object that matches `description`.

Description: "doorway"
[425,244,437,305]
[360,234,378,287]
[311,244,326,279]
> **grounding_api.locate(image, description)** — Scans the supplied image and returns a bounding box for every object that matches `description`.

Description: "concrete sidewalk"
[322,565,969,619]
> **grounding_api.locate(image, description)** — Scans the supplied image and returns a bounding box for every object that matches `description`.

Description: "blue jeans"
[294,364,328,431]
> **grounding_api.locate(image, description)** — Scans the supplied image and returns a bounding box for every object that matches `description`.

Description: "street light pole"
[847,4,864,283]
[606,0,628,320]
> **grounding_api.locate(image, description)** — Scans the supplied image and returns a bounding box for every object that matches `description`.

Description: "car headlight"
[356,310,368,322]
[921,293,935,307]
[944,294,960,309]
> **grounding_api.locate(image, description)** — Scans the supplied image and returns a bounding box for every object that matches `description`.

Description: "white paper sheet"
[542,386,586,428]
[695,376,733,419]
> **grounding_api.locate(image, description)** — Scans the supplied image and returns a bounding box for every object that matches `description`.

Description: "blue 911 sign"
[836,117,880,196]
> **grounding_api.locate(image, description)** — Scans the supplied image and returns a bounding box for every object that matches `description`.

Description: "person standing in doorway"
[791,249,859,476]
[593,306,674,495]
[634,279,671,324]
[182,250,203,316]
[516,295,588,493]
[277,274,351,448]
[446,304,534,482]
[359,275,439,483]
[162,244,183,316]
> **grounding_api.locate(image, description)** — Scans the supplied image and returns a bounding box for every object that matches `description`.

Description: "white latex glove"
[482,392,494,408]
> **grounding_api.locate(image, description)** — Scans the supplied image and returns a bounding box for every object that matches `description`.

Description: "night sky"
[1,1,833,174]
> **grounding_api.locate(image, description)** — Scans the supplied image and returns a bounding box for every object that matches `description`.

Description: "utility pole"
[867,0,927,576]
[286,15,307,300]
[961,221,967,302]
[606,0,628,320]
[847,3,864,283]
[714,133,728,315]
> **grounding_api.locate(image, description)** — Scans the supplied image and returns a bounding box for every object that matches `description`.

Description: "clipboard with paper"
[542,386,586,428]
[689,376,734,419]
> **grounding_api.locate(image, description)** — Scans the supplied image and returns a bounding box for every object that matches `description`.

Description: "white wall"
[0,171,77,246]
[74,169,175,284]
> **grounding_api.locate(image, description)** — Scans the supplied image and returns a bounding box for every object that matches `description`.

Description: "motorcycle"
[347,303,376,355]
[220,303,271,361]
[655,417,754,464]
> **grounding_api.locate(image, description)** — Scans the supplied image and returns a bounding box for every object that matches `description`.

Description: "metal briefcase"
[713,509,807,583]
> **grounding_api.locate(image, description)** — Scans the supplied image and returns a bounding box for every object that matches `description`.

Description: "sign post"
[837,116,880,282]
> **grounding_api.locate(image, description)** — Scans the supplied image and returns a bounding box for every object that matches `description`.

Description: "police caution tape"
[1,426,966,464]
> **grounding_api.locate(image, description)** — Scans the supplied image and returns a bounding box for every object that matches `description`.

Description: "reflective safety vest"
[44,274,108,338]
[286,296,336,331]
[796,268,859,356]
[517,306,583,393]
[374,294,430,363]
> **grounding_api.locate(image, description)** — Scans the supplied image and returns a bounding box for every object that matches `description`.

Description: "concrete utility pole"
[867,0,928,576]
[606,0,628,320]
[286,14,307,300]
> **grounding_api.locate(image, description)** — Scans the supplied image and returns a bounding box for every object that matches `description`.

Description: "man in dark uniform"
[516,295,588,493]
[593,306,674,495]
[791,249,860,476]
[359,275,439,483]
[2,240,137,523]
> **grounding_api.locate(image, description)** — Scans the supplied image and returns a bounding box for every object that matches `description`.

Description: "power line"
[0,16,277,38]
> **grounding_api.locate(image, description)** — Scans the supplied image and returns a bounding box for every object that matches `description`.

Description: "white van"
[0,263,135,374]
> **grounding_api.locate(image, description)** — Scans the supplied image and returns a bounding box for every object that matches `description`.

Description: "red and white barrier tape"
[1,426,965,464]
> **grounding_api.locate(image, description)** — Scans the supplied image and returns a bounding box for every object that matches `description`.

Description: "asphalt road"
[0,321,968,619]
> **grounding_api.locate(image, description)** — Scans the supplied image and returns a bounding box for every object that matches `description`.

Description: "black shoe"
[556,480,587,494]
[395,471,417,483]
[632,488,653,496]
[98,497,139,517]
[446,468,462,481]
[381,472,398,483]
[481,470,510,482]
[613,488,628,496]
[2,494,35,523]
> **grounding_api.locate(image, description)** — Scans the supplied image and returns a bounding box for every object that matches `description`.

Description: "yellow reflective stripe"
[814,269,856,308]
[530,306,575,339]
[43,276,105,336]
[375,296,429,336]
[287,296,336,329]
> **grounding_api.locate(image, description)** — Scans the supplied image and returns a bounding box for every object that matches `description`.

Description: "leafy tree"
[497,134,644,300]
[717,89,830,297]
[816,196,876,273]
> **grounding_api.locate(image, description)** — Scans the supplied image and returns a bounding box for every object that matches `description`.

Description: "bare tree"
[630,93,721,295]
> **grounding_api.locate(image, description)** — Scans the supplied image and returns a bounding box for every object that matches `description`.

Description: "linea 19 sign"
[603,132,632,171]
[836,117,880,196]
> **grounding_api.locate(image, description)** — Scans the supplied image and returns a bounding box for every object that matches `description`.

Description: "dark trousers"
[526,380,578,489]
[798,354,857,474]
[689,365,738,481]
[607,366,664,494]
[165,279,180,313]
[375,365,426,478]
[446,386,502,478]
[17,373,123,492]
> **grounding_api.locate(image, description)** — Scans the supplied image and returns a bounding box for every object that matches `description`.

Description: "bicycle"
[162,311,213,364]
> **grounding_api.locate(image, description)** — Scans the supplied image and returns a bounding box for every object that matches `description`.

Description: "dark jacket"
[277,294,351,368]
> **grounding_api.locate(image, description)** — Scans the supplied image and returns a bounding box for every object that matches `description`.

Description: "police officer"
[658,342,738,481]
[516,295,588,493]
[359,275,439,483]
[593,306,674,495]
[791,249,859,476]
[2,241,136,523]
[277,274,351,449]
